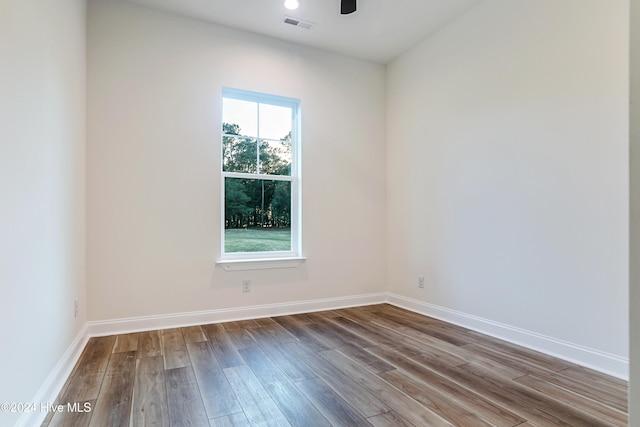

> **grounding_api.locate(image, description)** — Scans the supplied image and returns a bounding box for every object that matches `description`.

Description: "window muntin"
[221,88,300,260]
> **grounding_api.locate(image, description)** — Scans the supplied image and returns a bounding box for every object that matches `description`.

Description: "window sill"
[217,257,306,272]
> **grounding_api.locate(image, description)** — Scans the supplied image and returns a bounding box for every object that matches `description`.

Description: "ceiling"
[122,0,481,64]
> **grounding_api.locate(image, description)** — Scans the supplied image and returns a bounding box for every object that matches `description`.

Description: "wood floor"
[43,304,628,427]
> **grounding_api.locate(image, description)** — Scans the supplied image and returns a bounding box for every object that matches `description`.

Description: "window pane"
[259,139,292,176]
[223,98,257,137]
[222,136,257,173]
[224,177,291,253]
[259,103,292,140]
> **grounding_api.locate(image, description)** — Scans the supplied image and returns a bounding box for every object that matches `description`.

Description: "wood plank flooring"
[43,304,628,426]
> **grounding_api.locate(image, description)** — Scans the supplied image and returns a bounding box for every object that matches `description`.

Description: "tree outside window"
[221,89,300,259]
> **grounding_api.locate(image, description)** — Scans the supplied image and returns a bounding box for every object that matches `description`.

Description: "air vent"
[283,16,315,30]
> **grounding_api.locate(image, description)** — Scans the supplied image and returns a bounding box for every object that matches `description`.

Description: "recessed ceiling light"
[284,0,299,10]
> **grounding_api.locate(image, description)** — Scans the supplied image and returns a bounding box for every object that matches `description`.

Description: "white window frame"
[218,88,303,270]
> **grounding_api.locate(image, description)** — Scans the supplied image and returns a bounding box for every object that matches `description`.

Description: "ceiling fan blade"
[341,0,356,14]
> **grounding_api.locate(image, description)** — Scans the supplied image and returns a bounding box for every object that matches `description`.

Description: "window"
[220,88,301,264]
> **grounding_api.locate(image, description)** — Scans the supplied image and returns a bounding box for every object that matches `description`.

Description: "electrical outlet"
[242,280,251,292]
[418,277,425,289]
[74,300,79,318]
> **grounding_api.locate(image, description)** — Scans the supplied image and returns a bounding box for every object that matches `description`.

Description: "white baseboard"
[23,289,627,424]
[16,324,90,427]
[87,293,388,337]
[386,293,629,380]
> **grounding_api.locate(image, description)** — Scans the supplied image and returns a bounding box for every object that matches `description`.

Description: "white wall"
[87,0,387,321]
[630,0,639,420]
[387,0,629,367]
[0,0,86,425]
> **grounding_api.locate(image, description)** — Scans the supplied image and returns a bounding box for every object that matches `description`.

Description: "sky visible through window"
[222,98,291,141]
